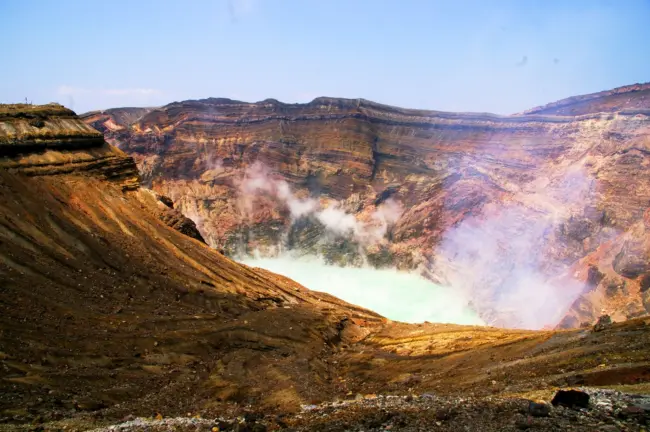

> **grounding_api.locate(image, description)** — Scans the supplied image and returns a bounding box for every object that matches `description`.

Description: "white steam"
[205,154,224,172]
[188,158,598,329]
[434,165,596,329]
[237,162,403,244]
[232,162,484,325]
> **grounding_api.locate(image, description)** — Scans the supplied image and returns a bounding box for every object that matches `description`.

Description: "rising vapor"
[433,165,598,329]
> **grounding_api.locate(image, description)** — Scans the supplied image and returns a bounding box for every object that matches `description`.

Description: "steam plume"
[237,162,403,245]
[434,165,597,329]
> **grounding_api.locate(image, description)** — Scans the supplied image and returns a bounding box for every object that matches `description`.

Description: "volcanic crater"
[1,85,650,430]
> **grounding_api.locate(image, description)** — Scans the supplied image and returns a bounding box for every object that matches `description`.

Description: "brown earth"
[1,105,650,431]
[81,83,650,328]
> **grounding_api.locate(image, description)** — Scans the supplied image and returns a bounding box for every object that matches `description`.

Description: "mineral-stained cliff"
[83,83,650,329]
[3,104,650,431]
[521,82,650,116]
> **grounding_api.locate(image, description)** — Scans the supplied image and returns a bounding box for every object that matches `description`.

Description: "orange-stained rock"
[81,84,650,327]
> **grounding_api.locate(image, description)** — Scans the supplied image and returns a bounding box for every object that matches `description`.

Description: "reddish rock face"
[81,83,650,329]
[521,82,650,116]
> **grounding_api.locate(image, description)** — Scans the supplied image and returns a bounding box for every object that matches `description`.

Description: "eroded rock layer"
[83,84,650,329]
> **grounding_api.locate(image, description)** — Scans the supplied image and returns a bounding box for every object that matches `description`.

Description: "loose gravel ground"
[72,387,650,432]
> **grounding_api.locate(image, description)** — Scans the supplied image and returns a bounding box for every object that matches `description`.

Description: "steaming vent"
[178,159,600,330]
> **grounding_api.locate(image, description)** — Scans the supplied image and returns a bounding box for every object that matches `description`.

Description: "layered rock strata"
[82,84,650,328]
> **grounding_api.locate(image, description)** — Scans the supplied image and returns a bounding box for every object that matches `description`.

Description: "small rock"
[594,400,613,411]
[244,412,260,423]
[528,400,551,417]
[551,389,590,409]
[620,404,650,419]
[514,414,532,430]
[74,399,106,411]
[630,404,650,413]
[593,315,613,332]
[29,119,45,128]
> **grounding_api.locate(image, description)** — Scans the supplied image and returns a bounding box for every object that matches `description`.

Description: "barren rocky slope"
[0,104,383,426]
[2,105,650,431]
[82,83,650,328]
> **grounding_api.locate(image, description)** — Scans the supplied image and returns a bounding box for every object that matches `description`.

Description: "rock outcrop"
[148,190,207,243]
[0,104,139,190]
[83,84,650,329]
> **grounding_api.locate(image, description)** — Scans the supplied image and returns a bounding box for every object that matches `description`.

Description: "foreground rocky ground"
[9,388,648,431]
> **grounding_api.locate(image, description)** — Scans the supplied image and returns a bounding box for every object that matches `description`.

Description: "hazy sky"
[1,0,649,114]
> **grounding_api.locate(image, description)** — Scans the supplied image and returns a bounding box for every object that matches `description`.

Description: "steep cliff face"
[82,86,650,328]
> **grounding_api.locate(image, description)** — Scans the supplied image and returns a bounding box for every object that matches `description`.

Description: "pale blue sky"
[1,0,649,114]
